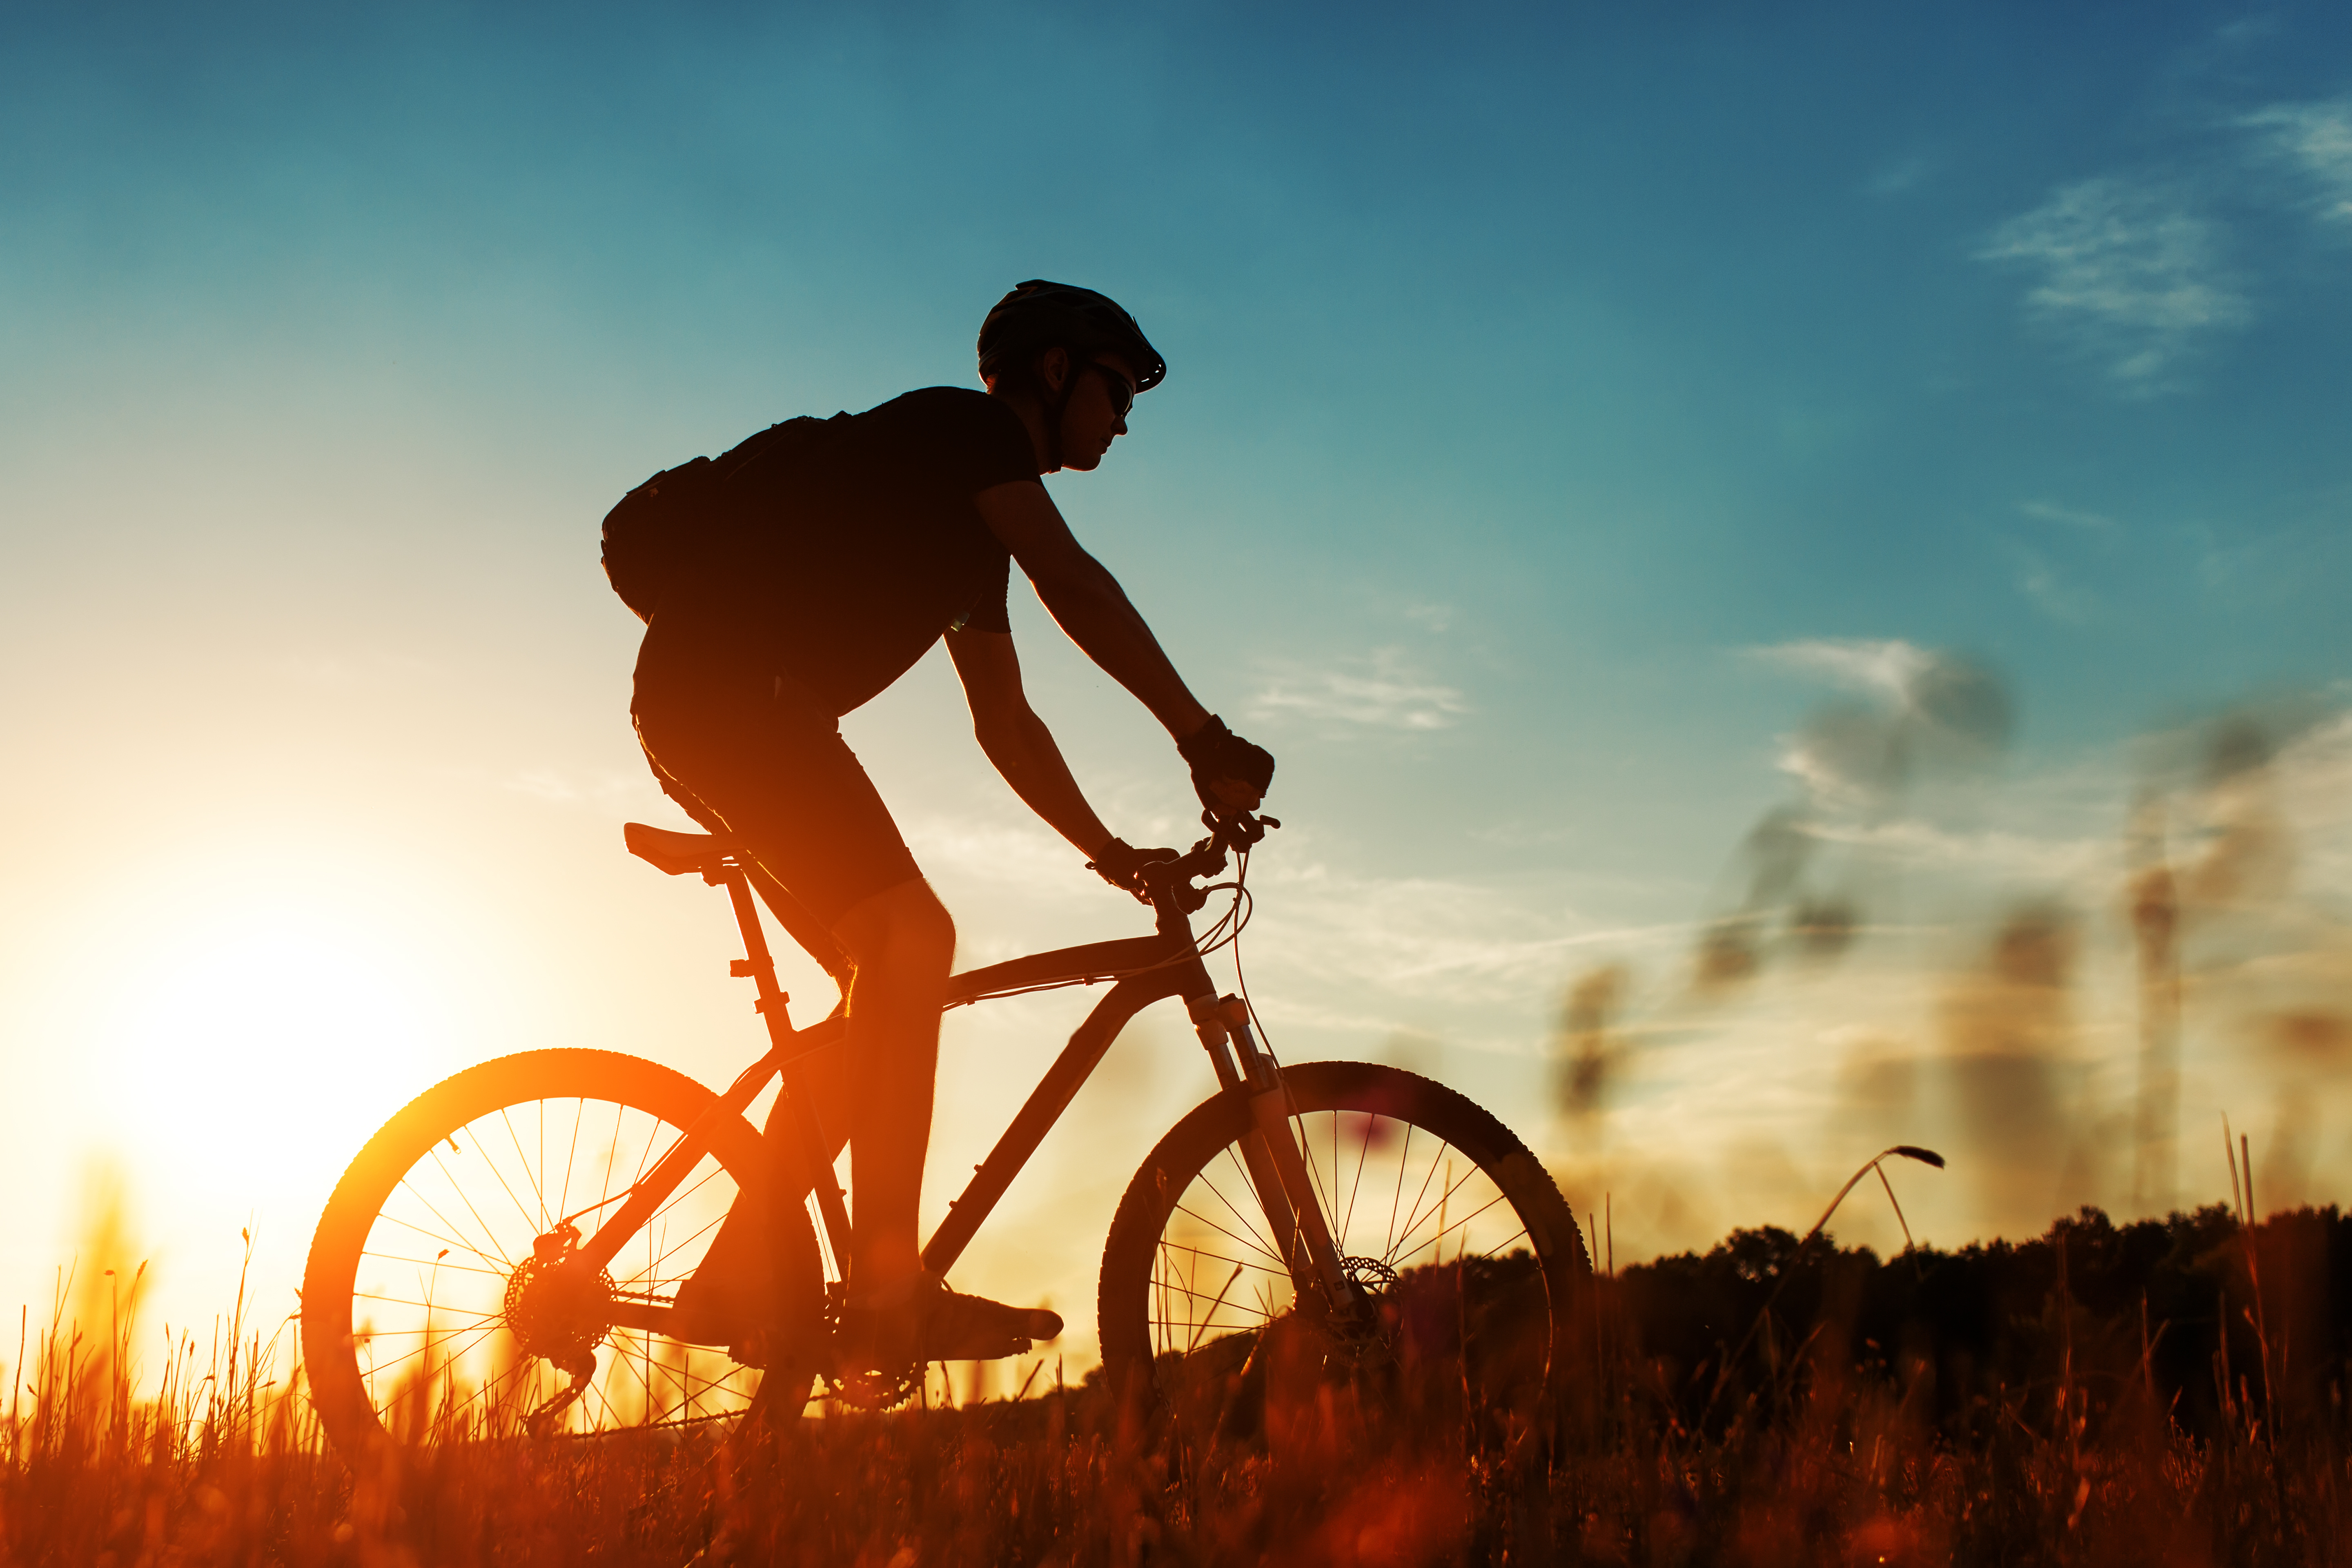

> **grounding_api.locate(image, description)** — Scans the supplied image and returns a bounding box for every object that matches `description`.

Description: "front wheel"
[1098,1060,1588,1432]
[301,1049,823,1458]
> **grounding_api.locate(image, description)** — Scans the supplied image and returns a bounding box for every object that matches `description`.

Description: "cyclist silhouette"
[629,281,1275,1365]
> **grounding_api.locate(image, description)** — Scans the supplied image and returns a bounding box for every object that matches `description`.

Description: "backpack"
[600,412,851,622]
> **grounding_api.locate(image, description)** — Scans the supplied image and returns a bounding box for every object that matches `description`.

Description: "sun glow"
[9,837,534,1372]
[107,909,438,1174]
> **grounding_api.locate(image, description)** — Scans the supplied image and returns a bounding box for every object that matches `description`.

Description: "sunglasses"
[1089,361,1136,419]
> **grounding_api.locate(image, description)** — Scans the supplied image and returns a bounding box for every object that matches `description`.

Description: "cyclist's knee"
[895,889,955,970]
[836,878,955,974]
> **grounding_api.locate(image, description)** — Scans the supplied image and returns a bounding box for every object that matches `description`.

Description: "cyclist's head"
[978,281,1162,472]
[978,281,1165,395]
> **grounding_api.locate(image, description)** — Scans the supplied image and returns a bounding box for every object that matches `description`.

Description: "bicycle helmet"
[977,281,1165,393]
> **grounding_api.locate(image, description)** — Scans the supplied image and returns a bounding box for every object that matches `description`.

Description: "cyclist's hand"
[1087,836,1179,901]
[1177,715,1274,813]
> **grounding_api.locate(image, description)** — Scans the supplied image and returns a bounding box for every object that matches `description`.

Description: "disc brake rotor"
[1325,1256,1403,1368]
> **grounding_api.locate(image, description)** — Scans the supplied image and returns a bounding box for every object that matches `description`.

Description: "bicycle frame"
[584,835,1354,1341]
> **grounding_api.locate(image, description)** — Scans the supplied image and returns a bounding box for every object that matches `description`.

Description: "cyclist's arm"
[973,479,1212,743]
[944,626,1117,855]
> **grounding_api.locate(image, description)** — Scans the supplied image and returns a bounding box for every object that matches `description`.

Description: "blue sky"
[4,2,2349,1376]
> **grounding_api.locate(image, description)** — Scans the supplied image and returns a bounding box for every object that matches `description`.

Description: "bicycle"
[300,808,1590,1455]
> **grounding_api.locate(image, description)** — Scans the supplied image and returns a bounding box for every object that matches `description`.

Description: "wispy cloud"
[2013,546,2094,624]
[1745,638,1938,702]
[1864,154,1932,198]
[503,768,648,809]
[2018,499,2119,533]
[1248,649,1469,732]
[2241,96,2352,226]
[1978,178,2249,390]
[267,650,441,690]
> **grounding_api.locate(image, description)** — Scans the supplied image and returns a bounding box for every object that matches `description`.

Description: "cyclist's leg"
[634,667,932,1315]
[828,878,955,1307]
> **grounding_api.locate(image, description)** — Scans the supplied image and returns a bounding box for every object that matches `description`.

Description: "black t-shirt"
[638,387,1038,716]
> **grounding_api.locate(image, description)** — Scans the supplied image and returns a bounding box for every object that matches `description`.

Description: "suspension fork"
[1140,869,1352,1311]
[1186,992,1355,1311]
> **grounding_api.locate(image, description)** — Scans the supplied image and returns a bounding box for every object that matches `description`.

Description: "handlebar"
[1140,809,1279,914]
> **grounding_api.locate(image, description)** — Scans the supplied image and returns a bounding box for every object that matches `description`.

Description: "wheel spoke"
[1203,1148,1285,1261]
[499,1107,548,1230]
[1169,1199,1289,1272]
[428,1146,521,1269]
[1388,1124,1414,1261]
[1340,1114,1378,1252]
[466,1122,543,1239]
[352,1295,502,1324]
[559,1097,585,1225]
[1391,1136,1454,1261]
[1391,1148,1486,1264]
[1391,1187,1514,1270]
[372,1210,508,1273]
[358,1250,507,1282]
[365,1320,503,1382]
[396,1177,512,1272]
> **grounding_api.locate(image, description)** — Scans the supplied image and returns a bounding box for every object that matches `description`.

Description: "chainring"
[816,1283,925,1411]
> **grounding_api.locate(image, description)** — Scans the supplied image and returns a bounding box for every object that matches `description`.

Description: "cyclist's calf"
[829,877,958,1305]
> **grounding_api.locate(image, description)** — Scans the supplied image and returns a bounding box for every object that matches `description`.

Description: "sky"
[3,1,2349,1389]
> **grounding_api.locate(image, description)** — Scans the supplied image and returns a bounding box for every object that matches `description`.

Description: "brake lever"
[1203,808,1278,850]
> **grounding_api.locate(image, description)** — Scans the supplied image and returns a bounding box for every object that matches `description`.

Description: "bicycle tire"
[1097,1060,1588,1430]
[301,1048,822,1458]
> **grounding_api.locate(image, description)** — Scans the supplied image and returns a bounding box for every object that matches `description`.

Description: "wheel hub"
[502,1223,615,1376]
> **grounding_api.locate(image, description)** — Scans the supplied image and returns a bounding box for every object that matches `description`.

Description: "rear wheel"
[1098,1061,1588,1434]
[301,1049,823,1458]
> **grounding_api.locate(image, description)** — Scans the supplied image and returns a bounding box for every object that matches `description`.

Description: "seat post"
[713,860,858,1268]
[713,864,794,1044]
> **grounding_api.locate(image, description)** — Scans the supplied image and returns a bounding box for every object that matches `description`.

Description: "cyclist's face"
[1057,352,1137,472]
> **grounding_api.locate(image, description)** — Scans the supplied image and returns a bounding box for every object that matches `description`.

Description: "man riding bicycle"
[626,281,1275,1367]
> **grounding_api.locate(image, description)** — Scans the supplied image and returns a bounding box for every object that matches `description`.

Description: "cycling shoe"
[838,1274,1062,1364]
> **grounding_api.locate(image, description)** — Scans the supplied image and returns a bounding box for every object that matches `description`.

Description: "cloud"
[503,767,649,809]
[2241,96,2352,226]
[1248,649,1469,732]
[2014,547,2094,624]
[1864,155,1932,198]
[1744,640,2013,806]
[1744,638,1938,702]
[267,650,441,690]
[2018,499,2119,533]
[1240,858,1688,1036]
[1977,178,2249,389]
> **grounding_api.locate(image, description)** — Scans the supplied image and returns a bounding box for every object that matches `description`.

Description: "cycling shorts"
[631,662,922,927]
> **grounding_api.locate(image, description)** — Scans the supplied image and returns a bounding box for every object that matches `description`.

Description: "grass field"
[6,1207,2348,1566]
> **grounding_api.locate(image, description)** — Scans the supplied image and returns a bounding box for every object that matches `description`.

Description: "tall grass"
[6,1212,2350,1565]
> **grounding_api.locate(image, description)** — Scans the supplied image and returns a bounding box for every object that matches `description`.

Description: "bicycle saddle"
[624,822,736,878]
